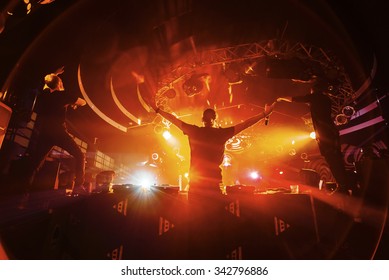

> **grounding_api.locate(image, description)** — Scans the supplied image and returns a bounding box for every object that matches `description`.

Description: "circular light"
[225,136,250,153]
[335,114,348,125]
[162,130,172,140]
[154,124,163,134]
[309,132,316,139]
[183,77,203,96]
[151,153,159,161]
[342,106,355,117]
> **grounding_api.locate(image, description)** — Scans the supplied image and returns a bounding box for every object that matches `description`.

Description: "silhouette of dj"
[150,103,275,201]
[277,76,354,194]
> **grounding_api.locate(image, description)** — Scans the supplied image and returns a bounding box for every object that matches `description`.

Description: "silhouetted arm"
[69,97,86,110]
[155,107,184,130]
[233,102,275,135]
[131,71,186,130]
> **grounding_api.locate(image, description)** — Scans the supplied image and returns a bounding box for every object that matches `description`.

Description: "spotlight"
[140,180,152,191]
[183,73,208,96]
[342,106,355,117]
[151,152,159,161]
[249,171,260,180]
[289,148,296,156]
[335,114,348,125]
[132,170,157,188]
[309,132,316,139]
[300,152,309,161]
[162,130,172,140]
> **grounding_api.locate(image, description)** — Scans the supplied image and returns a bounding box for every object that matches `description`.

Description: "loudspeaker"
[223,192,320,259]
[76,187,189,260]
[68,191,321,259]
[0,189,328,259]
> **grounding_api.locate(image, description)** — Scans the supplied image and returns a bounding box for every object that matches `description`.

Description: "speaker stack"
[1,185,325,259]
[71,186,320,260]
[222,191,320,259]
[73,186,189,260]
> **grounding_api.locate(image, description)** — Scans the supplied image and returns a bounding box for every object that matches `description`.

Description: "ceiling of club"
[1,0,387,157]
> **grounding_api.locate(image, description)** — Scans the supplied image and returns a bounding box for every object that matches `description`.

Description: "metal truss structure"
[156,39,356,118]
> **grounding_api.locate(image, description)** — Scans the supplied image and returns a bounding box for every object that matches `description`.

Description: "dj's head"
[202,108,217,127]
[43,74,64,91]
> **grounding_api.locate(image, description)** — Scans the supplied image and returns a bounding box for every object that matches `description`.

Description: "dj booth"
[1,185,327,260]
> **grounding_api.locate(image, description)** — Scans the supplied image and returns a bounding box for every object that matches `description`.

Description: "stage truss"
[155,39,356,120]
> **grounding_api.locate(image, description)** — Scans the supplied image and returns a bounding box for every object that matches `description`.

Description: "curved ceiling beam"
[110,77,140,125]
[77,64,128,133]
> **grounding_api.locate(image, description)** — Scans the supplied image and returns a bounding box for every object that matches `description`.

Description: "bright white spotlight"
[140,180,152,191]
[249,171,260,180]
[309,131,316,139]
[131,170,157,189]
[162,130,172,140]
[222,154,232,167]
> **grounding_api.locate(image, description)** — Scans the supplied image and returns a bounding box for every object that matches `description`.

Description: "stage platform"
[1,182,388,260]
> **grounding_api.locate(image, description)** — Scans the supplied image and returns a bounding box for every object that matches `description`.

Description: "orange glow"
[162,130,172,140]
[249,171,260,179]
